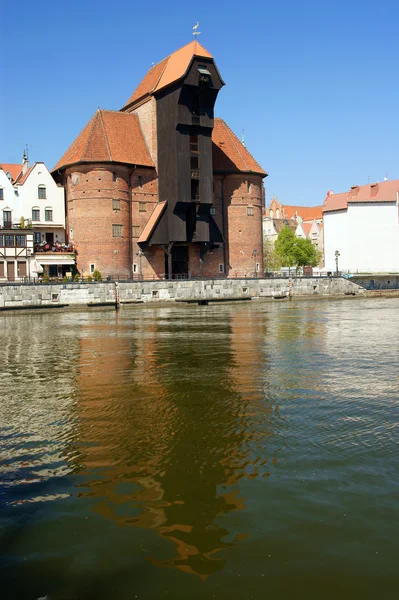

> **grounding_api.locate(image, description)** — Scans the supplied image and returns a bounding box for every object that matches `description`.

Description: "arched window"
[32,207,40,221]
[45,207,53,222]
[38,185,46,199]
[276,209,280,218]
[269,209,274,218]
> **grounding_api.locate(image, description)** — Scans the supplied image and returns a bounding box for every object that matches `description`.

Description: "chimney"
[22,147,29,174]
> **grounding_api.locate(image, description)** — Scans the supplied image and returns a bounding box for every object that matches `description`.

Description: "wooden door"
[17,261,27,278]
[7,262,15,281]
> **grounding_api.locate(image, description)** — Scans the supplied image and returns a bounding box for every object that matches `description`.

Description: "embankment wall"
[0,277,364,311]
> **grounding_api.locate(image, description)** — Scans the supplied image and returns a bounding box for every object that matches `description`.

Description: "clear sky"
[2,0,398,206]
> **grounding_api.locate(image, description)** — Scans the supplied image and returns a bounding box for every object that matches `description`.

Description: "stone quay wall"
[0,277,364,311]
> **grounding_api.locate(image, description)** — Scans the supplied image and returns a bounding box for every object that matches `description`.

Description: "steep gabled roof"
[52,109,154,172]
[323,179,399,213]
[0,163,22,183]
[212,119,267,176]
[123,40,216,108]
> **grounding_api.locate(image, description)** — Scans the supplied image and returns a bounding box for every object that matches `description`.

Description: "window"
[45,209,53,221]
[210,206,216,216]
[90,264,95,273]
[247,181,251,194]
[132,225,140,238]
[5,235,14,247]
[0,235,3,246]
[133,263,138,273]
[139,202,147,212]
[0,188,3,200]
[191,156,199,178]
[112,224,123,237]
[38,185,46,199]
[138,175,143,188]
[3,210,11,227]
[112,199,120,210]
[15,235,26,247]
[256,263,260,272]
[191,179,200,201]
[34,232,41,244]
[219,263,224,273]
[247,206,254,216]
[32,208,40,221]
[190,134,199,153]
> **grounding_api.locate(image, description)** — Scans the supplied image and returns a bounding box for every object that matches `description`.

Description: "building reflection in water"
[74,305,278,579]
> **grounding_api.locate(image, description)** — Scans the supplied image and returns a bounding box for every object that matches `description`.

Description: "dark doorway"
[46,233,54,246]
[165,245,189,278]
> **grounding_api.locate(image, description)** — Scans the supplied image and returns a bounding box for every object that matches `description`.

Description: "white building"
[323,180,399,273]
[1,155,73,281]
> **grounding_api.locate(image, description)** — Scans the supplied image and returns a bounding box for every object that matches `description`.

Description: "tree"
[263,238,281,272]
[293,237,322,268]
[275,226,322,271]
[275,226,297,268]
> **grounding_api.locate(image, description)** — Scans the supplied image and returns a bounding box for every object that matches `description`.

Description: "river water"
[0,298,398,599]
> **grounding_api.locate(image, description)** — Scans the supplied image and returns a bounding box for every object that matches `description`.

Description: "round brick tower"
[65,164,132,278]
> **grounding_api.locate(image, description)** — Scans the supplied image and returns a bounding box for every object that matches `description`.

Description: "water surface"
[0,298,398,599]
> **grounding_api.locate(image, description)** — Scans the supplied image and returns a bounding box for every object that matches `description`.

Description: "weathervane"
[193,22,201,37]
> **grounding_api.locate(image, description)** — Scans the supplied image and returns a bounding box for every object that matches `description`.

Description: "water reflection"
[72,306,280,578]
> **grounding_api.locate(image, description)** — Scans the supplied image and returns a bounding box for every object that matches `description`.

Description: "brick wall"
[65,165,133,278]
[214,174,264,277]
[126,98,158,167]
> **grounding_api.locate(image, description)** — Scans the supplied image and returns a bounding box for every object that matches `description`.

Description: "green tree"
[275,226,322,271]
[263,238,281,272]
[275,226,296,268]
[293,237,322,268]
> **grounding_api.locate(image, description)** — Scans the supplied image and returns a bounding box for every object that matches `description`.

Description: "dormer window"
[198,65,212,87]
[38,185,46,199]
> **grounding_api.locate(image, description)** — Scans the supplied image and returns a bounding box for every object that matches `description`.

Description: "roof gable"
[53,109,154,172]
[123,40,215,108]
[0,163,22,183]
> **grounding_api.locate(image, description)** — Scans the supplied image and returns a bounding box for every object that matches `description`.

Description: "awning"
[138,201,167,243]
[30,259,44,274]
[37,258,75,265]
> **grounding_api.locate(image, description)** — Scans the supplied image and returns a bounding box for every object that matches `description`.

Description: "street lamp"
[335,250,340,277]
[136,249,144,280]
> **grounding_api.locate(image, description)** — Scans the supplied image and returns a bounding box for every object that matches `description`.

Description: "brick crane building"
[53,41,267,279]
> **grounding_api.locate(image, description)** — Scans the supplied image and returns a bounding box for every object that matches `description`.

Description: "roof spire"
[241,129,246,148]
[192,21,201,38]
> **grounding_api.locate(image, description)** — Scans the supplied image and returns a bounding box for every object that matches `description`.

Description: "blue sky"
[2,0,398,206]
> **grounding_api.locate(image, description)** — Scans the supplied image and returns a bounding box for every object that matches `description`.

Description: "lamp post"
[335,250,340,277]
[136,249,144,280]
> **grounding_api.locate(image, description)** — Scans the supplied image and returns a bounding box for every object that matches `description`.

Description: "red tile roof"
[323,179,399,213]
[282,205,324,220]
[123,41,215,108]
[0,163,22,183]
[212,119,267,176]
[15,165,35,184]
[53,109,154,171]
[138,201,167,243]
[302,222,312,237]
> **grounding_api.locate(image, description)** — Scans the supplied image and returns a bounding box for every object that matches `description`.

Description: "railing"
[1,272,346,286]
[0,221,33,230]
